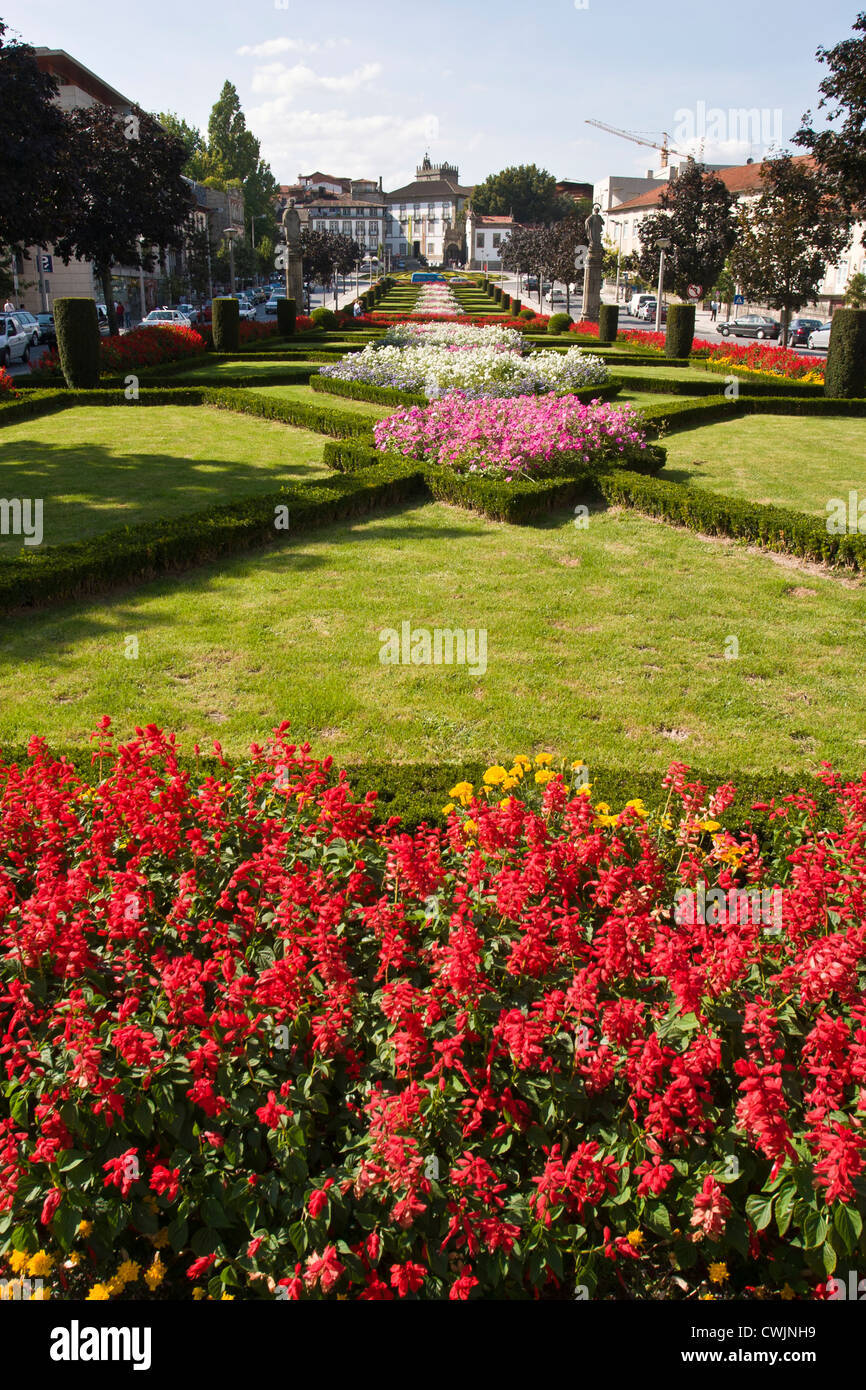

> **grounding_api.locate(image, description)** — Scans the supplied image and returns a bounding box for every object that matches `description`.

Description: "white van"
[627,292,656,318]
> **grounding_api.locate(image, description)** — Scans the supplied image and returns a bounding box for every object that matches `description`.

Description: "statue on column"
[280,198,304,308]
[582,202,604,324]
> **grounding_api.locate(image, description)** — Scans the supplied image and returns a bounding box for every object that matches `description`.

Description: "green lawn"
[172,358,318,380]
[248,383,395,420]
[0,406,330,551]
[659,415,866,516]
[1,498,862,771]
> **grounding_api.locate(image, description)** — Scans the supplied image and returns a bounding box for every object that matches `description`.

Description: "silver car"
[807,321,833,350]
[0,315,31,367]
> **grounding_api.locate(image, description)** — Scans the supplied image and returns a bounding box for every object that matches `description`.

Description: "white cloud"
[251,103,452,185]
[237,36,349,57]
[250,61,381,98]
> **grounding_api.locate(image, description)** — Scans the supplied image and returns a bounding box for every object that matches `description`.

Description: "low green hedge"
[308,374,426,408]
[596,467,866,570]
[200,386,380,439]
[701,360,824,395]
[0,458,426,614]
[423,465,599,523]
[640,392,866,437]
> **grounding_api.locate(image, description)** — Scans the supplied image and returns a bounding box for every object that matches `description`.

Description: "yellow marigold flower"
[626,1229,644,1249]
[697,820,721,833]
[8,1249,30,1274]
[441,803,455,815]
[534,753,553,767]
[482,765,508,785]
[27,1251,54,1278]
[594,814,619,828]
[499,797,513,809]
[30,1285,51,1300]
[624,799,647,818]
[512,755,531,769]
[570,759,586,770]
[152,1228,170,1249]
[143,1195,159,1213]
[117,1259,140,1285]
[448,781,473,800]
[220,1292,235,1300]
[708,1262,728,1285]
[534,770,554,785]
[192,1287,207,1300]
[507,765,524,781]
[106,1274,126,1297]
[780,1284,796,1300]
[574,782,592,796]
[77,1220,93,1238]
[501,777,519,790]
[462,819,478,836]
[86,1283,111,1301]
[594,801,610,814]
[700,1292,715,1300]
[67,1252,81,1268]
[144,1257,166,1292]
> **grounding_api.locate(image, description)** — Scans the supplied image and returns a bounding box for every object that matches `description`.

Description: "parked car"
[13,309,40,347]
[636,299,667,322]
[0,314,31,366]
[544,287,568,305]
[717,314,781,340]
[139,308,192,328]
[627,292,657,318]
[227,296,256,321]
[264,294,286,316]
[807,321,833,350]
[787,316,823,347]
[36,312,56,345]
[176,302,201,324]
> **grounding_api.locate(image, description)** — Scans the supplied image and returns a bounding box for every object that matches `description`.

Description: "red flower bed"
[1,724,864,1301]
[691,338,825,381]
[34,326,207,379]
[0,366,18,397]
[569,320,600,337]
[368,312,553,333]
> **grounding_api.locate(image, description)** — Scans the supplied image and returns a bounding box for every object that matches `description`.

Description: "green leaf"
[775,1183,796,1237]
[745,1193,774,1232]
[167,1215,189,1253]
[822,1240,837,1275]
[202,1197,231,1229]
[190,1226,221,1256]
[802,1209,829,1249]
[833,1203,860,1255]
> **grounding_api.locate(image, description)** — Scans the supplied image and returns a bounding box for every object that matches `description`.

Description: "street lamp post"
[614,220,625,304]
[137,235,146,322]
[655,237,671,333]
[224,227,239,296]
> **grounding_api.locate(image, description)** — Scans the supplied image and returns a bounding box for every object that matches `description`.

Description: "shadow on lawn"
[0,435,327,553]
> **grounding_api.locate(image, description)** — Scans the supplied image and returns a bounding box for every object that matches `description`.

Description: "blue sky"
[3,0,860,189]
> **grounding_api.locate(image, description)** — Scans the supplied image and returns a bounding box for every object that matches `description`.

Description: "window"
[492,233,501,248]
[476,232,485,249]
[342,221,352,233]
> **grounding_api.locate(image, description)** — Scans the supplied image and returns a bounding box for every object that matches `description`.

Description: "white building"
[465,211,514,270]
[384,156,472,263]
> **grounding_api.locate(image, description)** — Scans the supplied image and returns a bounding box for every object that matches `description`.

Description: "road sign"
[734,293,745,305]
[687,283,702,300]
[38,253,53,273]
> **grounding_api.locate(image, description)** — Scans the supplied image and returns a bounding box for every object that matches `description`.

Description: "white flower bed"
[320,342,609,397]
[382,322,524,350]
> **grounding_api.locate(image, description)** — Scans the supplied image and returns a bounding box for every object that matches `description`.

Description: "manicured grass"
[0,406,330,552]
[249,383,395,420]
[659,415,866,516]
[172,358,317,380]
[0,498,862,770]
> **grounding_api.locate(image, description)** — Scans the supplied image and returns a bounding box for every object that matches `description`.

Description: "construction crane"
[585,119,686,169]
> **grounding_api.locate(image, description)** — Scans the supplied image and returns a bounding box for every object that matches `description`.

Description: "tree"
[472,165,567,224]
[795,11,866,247]
[729,153,849,343]
[184,225,214,301]
[712,259,736,319]
[256,234,275,279]
[543,212,588,315]
[156,111,208,180]
[846,270,866,306]
[636,159,736,301]
[0,21,79,255]
[203,81,278,225]
[53,104,194,335]
[500,225,547,308]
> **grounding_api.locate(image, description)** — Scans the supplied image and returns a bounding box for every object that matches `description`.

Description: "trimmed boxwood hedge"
[308,374,427,408]
[54,298,100,389]
[0,458,426,614]
[212,298,239,353]
[639,392,866,437]
[665,303,696,358]
[824,308,866,398]
[276,298,297,336]
[598,304,619,342]
[595,467,866,570]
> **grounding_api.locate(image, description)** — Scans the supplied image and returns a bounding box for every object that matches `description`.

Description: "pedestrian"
[2,298,13,312]
[353,299,362,319]
[710,299,718,322]
[115,301,125,328]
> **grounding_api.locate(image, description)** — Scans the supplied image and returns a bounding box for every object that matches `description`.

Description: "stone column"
[582,245,603,324]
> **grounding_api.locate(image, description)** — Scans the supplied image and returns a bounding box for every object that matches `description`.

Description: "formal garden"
[1,275,866,1304]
